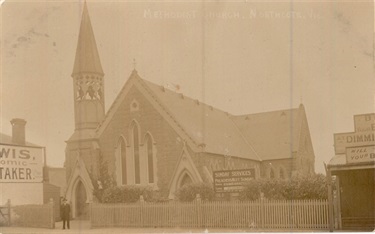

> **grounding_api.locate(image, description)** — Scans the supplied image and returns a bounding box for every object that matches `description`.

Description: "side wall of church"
[295,114,315,175]
[98,85,187,196]
[260,158,297,179]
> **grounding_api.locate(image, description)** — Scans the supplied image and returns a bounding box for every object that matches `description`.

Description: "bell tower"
[65,2,103,198]
[71,1,105,130]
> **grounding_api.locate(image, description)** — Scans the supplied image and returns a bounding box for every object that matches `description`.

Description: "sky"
[1,0,374,174]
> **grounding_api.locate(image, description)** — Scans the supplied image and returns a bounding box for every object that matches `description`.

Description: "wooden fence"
[4,199,55,229]
[91,199,329,230]
[0,199,11,226]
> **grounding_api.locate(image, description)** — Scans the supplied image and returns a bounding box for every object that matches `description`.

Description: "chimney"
[10,118,27,145]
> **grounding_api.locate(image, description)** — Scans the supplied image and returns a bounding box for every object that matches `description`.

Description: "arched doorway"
[75,180,88,219]
[179,173,193,188]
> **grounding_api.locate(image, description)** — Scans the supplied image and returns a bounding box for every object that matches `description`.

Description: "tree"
[91,153,115,202]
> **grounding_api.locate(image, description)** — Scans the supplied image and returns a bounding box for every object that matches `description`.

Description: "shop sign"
[346,146,375,164]
[334,131,375,154]
[0,144,44,183]
[354,114,375,132]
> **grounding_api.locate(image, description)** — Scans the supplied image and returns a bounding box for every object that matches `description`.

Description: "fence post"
[139,195,144,227]
[334,177,342,229]
[260,193,264,229]
[7,199,11,226]
[49,198,55,229]
[196,194,202,228]
[89,202,93,227]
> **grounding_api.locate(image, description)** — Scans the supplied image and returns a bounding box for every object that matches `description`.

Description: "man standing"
[60,198,70,230]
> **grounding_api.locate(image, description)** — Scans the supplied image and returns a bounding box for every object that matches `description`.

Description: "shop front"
[328,113,375,230]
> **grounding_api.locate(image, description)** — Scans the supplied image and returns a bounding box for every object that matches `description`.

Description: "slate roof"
[0,132,42,147]
[72,2,103,76]
[138,78,261,161]
[96,70,310,162]
[232,107,304,160]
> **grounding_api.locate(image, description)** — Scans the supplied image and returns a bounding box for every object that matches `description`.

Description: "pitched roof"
[138,78,261,161]
[72,2,103,76]
[96,71,308,162]
[231,106,304,160]
[0,132,42,148]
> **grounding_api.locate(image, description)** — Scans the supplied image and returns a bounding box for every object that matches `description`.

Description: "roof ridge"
[234,107,300,117]
[0,132,42,147]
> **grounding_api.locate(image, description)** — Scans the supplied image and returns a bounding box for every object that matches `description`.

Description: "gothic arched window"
[120,138,127,185]
[145,134,154,183]
[279,167,285,180]
[270,168,275,179]
[132,124,140,184]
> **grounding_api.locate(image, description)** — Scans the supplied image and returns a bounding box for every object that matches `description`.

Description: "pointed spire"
[72,1,104,76]
[133,58,137,71]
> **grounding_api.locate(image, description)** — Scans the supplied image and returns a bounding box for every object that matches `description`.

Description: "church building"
[64,3,316,218]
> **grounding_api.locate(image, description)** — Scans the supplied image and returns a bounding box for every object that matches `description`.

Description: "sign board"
[354,114,375,132]
[0,144,44,183]
[334,131,375,154]
[213,168,255,193]
[346,146,375,164]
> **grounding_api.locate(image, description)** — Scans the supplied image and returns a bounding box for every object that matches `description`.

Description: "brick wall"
[260,158,297,179]
[296,114,315,174]
[48,168,67,196]
[99,86,185,195]
[43,183,61,220]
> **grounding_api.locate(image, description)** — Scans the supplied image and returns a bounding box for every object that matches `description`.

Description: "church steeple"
[72,1,103,76]
[71,1,105,130]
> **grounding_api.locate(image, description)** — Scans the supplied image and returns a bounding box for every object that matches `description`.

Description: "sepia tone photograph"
[0,0,374,233]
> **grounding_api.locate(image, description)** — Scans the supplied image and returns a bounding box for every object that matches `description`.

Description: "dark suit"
[60,203,70,229]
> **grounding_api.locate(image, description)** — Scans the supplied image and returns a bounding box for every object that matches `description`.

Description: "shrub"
[238,179,262,200]
[239,174,327,200]
[282,173,327,200]
[175,183,215,202]
[101,185,154,203]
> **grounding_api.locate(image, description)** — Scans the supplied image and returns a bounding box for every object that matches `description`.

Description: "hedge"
[239,174,328,200]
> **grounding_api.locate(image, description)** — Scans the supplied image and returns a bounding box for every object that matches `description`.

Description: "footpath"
[0,220,336,234]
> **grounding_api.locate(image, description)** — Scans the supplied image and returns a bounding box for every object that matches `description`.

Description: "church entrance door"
[179,173,193,188]
[75,180,89,220]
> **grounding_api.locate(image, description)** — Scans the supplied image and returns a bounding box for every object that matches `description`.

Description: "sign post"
[324,163,334,232]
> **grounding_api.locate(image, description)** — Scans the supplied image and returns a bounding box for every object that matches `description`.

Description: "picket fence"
[91,199,329,230]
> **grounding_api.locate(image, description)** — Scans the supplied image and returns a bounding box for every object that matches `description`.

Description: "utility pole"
[324,162,334,232]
